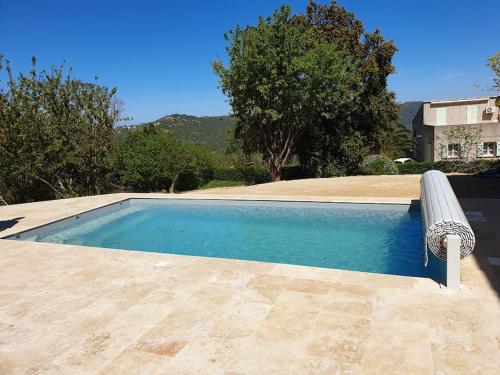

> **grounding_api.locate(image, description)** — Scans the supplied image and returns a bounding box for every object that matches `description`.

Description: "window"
[483,142,496,157]
[447,144,460,158]
[466,105,478,124]
[436,107,447,125]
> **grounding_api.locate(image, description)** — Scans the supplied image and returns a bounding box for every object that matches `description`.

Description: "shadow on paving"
[449,175,500,298]
[0,217,24,232]
[448,174,500,199]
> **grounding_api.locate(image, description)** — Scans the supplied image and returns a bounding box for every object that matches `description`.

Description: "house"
[412,96,500,161]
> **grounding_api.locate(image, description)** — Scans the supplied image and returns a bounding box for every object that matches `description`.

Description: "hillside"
[137,114,235,149]
[399,101,422,129]
[121,102,421,149]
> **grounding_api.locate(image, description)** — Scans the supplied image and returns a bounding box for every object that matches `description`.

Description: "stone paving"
[0,187,499,374]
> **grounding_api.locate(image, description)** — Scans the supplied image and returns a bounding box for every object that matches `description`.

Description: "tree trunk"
[269,165,281,182]
[168,174,178,193]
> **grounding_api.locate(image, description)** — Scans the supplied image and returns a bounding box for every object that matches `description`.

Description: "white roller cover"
[421,170,475,265]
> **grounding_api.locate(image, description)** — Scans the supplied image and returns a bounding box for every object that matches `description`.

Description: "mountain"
[399,101,422,130]
[121,102,422,149]
[126,114,236,149]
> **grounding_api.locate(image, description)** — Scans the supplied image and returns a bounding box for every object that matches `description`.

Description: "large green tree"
[213,5,358,181]
[379,123,415,159]
[114,126,204,193]
[294,1,400,174]
[0,57,121,203]
[214,1,400,179]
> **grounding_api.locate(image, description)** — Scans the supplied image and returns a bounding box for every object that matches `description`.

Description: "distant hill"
[120,102,422,149]
[124,114,236,149]
[399,101,422,129]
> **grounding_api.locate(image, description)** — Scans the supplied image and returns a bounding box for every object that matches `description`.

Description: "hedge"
[360,155,398,175]
[211,166,245,182]
[397,160,500,175]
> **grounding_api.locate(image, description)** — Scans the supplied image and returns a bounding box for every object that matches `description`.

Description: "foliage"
[213,4,359,181]
[199,180,244,189]
[0,57,122,203]
[239,164,271,184]
[321,161,346,177]
[396,161,434,174]
[130,114,236,150]
[211,166,245,181]
[114,126,208,193]
[379,123,415,159]
[294,1,400,174]
[113,126,170,192]
[397,160,499,175]
[360,154,398,175]
[487,52,500,96]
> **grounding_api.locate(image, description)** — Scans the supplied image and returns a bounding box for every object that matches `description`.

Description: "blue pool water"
[11,199,438,278]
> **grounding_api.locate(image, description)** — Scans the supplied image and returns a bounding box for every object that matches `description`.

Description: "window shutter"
[436,108,447,125]
[467,105,478,124]
[441,144,449,158]
[497,142,500,157]
[477,143,484,158]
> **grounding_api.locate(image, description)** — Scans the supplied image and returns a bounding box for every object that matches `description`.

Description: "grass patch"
[198,180,245,190]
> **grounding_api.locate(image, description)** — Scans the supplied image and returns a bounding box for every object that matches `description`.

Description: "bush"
[397,161,434,174]
[239,164,270,184]
[321,162,346,177]
[198,180,245,189]
[210,164,270,185]
[211,166,245,181]
[360,155,398,175]
[175,170,201,192]
[397,160,500,175]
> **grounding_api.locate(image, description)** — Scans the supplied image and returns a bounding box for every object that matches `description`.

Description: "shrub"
[199,180,245,189]
[212,166,244,181]
[175,171,201,192]
[397,160,500,175]
[321,162,346,177]
[397,161,434,174]
[239,164,270,184]
[360,155,398,175]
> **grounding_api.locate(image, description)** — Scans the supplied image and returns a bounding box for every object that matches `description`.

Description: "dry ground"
[194,175,421,200]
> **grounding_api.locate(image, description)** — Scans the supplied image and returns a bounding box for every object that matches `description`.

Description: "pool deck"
[1,181,499,374]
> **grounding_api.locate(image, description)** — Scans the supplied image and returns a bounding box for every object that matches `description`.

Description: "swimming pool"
[8,198,438,278]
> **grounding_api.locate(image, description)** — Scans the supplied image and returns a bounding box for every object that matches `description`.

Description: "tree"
[487,52,500,95]
[163,136,194,193]
[379,123,415,159]
[487,52,500,111]
[213,5,358,181]
[0,57,121,203]
[115,127,198,193]
[294,1,400,174]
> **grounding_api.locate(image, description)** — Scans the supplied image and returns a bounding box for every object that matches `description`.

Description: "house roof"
[424,96,497,104]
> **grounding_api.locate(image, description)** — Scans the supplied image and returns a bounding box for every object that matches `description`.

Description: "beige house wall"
[414,97,500,161]
[423,97,499,126]
[431,123,500,161]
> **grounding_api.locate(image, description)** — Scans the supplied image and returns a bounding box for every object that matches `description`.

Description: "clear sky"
[1,0,498,123]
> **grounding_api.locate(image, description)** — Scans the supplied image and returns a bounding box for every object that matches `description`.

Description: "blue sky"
[1,0,498,123]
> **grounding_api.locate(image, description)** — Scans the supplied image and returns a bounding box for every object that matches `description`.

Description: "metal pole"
[445,234,461,290]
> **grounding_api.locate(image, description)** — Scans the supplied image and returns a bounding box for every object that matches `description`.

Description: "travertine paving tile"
[0,193,499,373]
